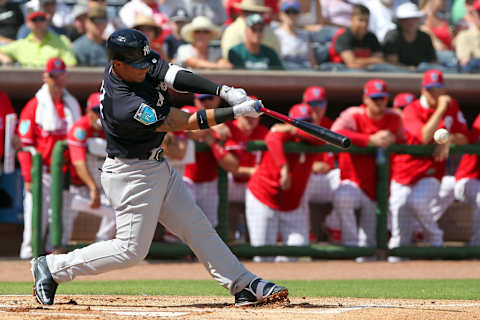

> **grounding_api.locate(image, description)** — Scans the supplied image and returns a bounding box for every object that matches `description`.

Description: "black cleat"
[31,256,58,305]
[234,278,289,307]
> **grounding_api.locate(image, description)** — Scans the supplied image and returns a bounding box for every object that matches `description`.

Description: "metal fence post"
[375,148,390,257]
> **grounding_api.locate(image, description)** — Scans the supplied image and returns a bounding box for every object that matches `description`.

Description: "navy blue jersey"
[100,59,171,158]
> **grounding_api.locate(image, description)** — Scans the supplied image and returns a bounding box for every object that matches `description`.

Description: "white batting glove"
[220,85,249,106]
[233,99,263,118]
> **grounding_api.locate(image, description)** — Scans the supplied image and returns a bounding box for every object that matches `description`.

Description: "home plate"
[108,311,190,317]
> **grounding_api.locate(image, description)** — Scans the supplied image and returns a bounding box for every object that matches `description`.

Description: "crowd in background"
[1,0,480,72]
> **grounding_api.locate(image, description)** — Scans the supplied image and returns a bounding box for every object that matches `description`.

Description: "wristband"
[214,107,235,124]
[210,142,228,161]
[196,109,209,129]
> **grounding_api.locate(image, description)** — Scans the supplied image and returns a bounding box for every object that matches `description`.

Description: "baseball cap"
[364,79,389,98]
[473,0,480,11]
[423,69,445,89]
[393,92,415,109]
[170,8,191,22]
[395,2,424,20]
[289,103,313,122]
[27,10,47,21]
[246,13,264,27]
[194,93,214,99]
[71,5,88,20]
[303,86,326,107]
[87,92,101,112]
[45,57,66,74]
[281,0,301,13]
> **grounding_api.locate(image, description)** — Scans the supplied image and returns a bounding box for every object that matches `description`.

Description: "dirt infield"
[2,259,480,319]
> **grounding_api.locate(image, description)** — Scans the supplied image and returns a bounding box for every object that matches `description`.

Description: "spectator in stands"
[64,5,88,42]
[73,7,108,67]
[133,15,167,60]
[118,0,170,35]
[358,0,409,43]
[181,94,239,227]
[163,8,190,61]
[0,11,76,67]
[319,0,353,28]
[66,92,116,243]
[17,0,67,39]
[175,16,232,69]
[17,58,81,259]
[221,0,280,59]
[22,0,72,29]
[228,13,283,70]
[184,0,226,26]
[331,79,403,261]
[274,0,315,70]
[388,70,469,262]
[246,102,327,262]
[453,113,480,246]
[225,0,279,25]
[383,2,445,72]
[84,0,116,39]
[456,0,480,72]
[291,0,322,31]
[298,86,341,244]
[327,4,390,72]
[0,0,24,45]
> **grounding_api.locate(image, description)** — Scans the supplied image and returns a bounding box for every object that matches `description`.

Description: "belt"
[107,147,164,161]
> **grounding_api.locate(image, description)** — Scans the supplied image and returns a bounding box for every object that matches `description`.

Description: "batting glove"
[220,85,249,106]
[233,99,263,118]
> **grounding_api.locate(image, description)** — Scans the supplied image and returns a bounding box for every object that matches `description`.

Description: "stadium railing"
[47,140,480,260]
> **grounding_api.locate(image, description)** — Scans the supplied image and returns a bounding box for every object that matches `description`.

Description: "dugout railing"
[45,140,480,260]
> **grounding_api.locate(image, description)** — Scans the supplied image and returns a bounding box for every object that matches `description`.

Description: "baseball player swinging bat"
[257,103,351,149]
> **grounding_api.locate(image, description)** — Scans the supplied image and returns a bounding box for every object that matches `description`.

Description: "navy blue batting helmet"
[107,28,159,69]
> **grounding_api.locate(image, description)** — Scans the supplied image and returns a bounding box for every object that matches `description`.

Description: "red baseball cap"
[393,92,415,109]
[289,103,313,122]
[45,57,66,74]
[364,79,389,98]
[473,0,480,11]
[86,92,101,112]
[423,69,445,89]
[27,11,47,21]
[302,86,326,107]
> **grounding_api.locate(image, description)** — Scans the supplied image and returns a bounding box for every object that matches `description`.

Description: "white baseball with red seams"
[434,128,450,144]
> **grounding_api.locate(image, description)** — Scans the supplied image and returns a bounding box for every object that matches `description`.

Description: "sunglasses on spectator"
[284,9,299,15]
[194,29,211,34]
[250,25,264,33]
[90,0,106,2]
[31,16,47,22]
[371,96,388,101]
[90,17,107,24]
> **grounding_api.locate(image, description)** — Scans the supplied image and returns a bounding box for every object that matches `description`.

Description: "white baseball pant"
[388,177,443,249]
[46,158,256,295]
[303,169,341,231]
[183,178,219,227]
[333,180,377,247]
[228,174,247,203]
[455,178,480,245]
[20,170,75,259]
[245,189,309,262]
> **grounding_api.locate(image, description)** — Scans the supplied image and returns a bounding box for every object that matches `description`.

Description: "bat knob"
[253,100,262,112]
[341,137,351,149]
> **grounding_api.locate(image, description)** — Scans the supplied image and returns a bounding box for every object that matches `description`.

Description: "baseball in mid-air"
[434,128,450,144]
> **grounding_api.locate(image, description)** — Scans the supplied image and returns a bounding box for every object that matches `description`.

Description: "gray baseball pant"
[46,157,255,295]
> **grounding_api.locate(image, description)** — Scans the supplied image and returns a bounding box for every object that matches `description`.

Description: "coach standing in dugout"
[17,58,82,260]
[246,102,329,262]
[31,28,288,307]
[388,70,469,262]
[331,79,404,262]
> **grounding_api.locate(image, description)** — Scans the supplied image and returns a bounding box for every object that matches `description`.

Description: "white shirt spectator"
[319,0,353,28]
[274,27,311,68]
[119,0,184,29]
[183,0,226,26]
[175,43,222,66]
[23,0,73,27]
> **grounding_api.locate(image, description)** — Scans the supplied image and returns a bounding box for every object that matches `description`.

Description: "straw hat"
[181,16,221,43]
[233,0,271,13]
[133,15,162,33]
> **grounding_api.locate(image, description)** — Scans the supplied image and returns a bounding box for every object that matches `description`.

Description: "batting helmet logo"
[143,45,151,57]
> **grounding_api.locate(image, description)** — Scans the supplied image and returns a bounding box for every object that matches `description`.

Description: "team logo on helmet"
[143,45,151,57]
[117,35,126,42]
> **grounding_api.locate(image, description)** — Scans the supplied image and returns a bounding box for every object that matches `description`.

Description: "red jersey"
[182,106,218,183]
[17,97,72,182]
[67,115,105,163]
[331,105,403,200]
[224,120,268,183]
[247,118,331,211]
[391,98,469,185]
[455,114,480,181]
[0,91,15,159]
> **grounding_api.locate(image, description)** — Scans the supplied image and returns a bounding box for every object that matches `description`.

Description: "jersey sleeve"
[331,108,370,146]
[334,31,352,54]
[17,99,37,182]
[448,101,469,137]
[147,56,170,82]
[67,122,88,162]
[402,104,425,142]
[265,131,293,168]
